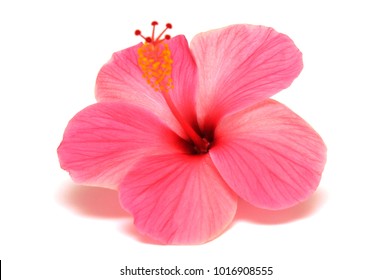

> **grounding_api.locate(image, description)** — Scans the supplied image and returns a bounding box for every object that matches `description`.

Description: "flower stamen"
[135,22,210,153]
[136,22,173,93]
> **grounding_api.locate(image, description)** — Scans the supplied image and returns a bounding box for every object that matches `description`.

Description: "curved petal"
[210,99,326,210]
[190,24,303,130]
[58,102,183,189]
[119,154,237,244]
[95,35,198,138]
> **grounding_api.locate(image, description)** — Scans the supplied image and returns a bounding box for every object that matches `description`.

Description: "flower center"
[135,22,210,154]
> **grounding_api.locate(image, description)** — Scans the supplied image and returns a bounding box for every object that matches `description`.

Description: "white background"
[1,0,391,279]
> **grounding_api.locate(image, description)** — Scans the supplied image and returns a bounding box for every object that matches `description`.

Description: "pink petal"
[210,99,326,210]
[58,102,183,189]
[95,35,198,138]
[119,154,237,244]
[190,24,303,130]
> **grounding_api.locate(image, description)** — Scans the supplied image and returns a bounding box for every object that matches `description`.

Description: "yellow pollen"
[137,42,173,93]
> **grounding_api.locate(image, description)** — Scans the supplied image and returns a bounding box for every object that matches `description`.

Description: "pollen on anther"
[135,22,174,93]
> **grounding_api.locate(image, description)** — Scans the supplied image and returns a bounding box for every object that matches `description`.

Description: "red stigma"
[134,21,173,45]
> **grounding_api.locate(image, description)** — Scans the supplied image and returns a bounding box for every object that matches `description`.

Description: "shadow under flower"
[57,182,128,218]
[58,182,327,243]
[58,182,163,244]
[234,188,328,225]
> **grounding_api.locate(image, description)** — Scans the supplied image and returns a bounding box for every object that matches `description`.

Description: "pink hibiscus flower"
[58,22,327,244]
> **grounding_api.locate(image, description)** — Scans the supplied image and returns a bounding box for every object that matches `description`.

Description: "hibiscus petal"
[210,99,326,210]
[95,35,198,138]
[191,24,303,129]
[119,154,237,244]
[58,102,183,189]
